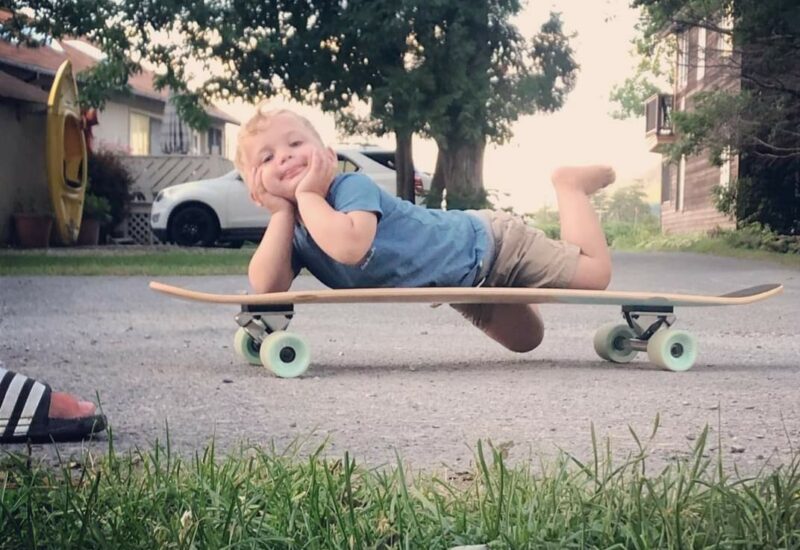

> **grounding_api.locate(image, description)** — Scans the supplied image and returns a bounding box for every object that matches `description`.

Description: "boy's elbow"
[332,241,372,266]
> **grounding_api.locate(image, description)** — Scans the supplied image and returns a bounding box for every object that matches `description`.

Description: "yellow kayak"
[46,60,88,244]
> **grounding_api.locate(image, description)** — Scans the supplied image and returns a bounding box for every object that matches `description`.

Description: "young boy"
[234,105,613,353]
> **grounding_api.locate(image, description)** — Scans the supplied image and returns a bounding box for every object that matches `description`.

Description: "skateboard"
[149,281,783,377]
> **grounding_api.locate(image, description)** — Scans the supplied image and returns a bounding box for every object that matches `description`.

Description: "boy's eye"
[290,140,302,147]
[262,154,273,163]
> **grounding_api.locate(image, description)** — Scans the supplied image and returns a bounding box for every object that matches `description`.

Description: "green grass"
[2,421,799,548]
[0,247,253,276]
[3,221,799,277]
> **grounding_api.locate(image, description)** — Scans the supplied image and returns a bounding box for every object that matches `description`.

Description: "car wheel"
[169,205,219,246]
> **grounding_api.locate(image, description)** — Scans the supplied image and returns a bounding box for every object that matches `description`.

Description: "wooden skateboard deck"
[149,281,782,377]
[149,281,781,307]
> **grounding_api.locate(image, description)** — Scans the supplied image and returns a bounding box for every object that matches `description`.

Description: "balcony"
[644,94,676,153]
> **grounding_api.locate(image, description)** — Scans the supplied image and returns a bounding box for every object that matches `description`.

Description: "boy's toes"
[49,391,97,419]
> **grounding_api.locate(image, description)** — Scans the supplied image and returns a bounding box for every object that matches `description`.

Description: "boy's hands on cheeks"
[249,180,294,215]
[295,148,337,199]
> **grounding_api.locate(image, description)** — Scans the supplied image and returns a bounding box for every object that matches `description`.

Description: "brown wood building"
[646,24,738,234]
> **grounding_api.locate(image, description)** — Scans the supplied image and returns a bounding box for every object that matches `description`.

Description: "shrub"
[87,149,134,230]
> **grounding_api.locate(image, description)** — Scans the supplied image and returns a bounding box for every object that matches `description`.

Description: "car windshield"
[361,151,395,169]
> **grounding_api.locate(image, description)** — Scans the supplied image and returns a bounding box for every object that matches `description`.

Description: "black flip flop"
[0,368,106,444]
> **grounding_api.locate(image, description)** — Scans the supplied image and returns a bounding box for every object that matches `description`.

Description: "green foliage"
[714,158,800,236]
[711,223,800,254]
[603,184,658,225]
[2,427,800,548]
[3,0,577,204]
[87,150,134,229]
[82,193,113,223]
[625,0,800,161]
[609,29,674,119]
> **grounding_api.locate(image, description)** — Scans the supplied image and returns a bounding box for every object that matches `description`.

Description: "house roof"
[0,12,238,125]
[0,69,49,103]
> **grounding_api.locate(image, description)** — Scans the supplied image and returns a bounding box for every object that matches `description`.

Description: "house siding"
[0,105,49,244]
[661,26,740,234]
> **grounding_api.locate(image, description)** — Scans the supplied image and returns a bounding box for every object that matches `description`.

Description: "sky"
[221,0,662,213]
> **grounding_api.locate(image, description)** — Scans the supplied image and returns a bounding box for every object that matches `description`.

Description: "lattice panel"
[122,202,162,245]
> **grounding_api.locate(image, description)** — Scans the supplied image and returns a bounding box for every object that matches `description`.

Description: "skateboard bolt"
[279,346,296,363]
[670,343,684,358]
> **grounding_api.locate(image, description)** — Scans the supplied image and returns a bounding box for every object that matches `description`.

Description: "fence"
[120,154,234,201]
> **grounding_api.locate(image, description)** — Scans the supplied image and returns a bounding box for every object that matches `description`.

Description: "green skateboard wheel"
[259,331,310,378]
[233,327,262,366]
[647,329,697,371]
[593,322,638,363]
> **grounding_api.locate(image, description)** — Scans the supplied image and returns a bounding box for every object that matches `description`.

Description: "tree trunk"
[395,131,415,202]
[431,138,486,209]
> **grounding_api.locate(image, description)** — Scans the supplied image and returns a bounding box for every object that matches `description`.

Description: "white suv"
[150,148,432,246]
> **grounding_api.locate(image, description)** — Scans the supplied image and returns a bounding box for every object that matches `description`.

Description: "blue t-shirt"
[292,172,490,288]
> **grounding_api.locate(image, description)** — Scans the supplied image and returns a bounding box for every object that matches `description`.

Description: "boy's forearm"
[296,191,373,265]
[248,210,296,293]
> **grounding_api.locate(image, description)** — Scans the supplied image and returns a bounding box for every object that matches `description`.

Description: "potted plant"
[77,192,113,246]
[12,198,53,248]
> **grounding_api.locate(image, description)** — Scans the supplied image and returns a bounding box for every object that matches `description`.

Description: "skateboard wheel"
[647,329,697,372]
[259,331,310,378]
[233,327,262,366]
[593,322,638,363]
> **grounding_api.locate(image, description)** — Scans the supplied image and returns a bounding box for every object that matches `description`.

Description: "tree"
[3,0,578,209]
[604,184,656,226]
[414,5,578,208]
[612,0,800,234]
[613,0,799,162]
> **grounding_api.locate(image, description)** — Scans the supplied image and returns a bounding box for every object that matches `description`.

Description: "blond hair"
[233,103,324,175]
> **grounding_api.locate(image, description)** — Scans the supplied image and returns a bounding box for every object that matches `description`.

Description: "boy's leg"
[478,303,545,353]
[461,165,614,353]
[551,166,614,290]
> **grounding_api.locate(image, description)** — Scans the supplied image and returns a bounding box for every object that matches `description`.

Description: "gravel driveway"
[1,251,798,474]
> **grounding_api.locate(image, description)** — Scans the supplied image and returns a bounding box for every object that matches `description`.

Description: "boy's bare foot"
[551,165,616,195]
[50,392,97,419]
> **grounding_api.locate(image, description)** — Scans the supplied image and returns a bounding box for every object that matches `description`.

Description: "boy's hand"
[250,184,294,215]
[295,148,337,198]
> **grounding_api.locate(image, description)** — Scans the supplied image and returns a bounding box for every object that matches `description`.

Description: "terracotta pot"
[13,214,53,248]
[77,218,101,246]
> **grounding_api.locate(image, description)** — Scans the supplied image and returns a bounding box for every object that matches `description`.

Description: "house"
[0,34,238,156]
[0,14,239,245]
[645,21,737,234]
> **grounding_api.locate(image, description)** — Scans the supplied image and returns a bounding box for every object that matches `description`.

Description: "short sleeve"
[330,173,383,218]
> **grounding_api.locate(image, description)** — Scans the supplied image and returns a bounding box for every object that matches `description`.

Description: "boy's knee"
[595,264,612,290]
[505,328,544,353]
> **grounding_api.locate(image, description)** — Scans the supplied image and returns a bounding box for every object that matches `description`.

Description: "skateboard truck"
[235,303,294,343]
[594,304,696,371]
[621,305,675,350]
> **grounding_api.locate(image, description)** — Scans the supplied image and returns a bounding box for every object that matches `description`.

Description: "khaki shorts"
[452,210,580,329]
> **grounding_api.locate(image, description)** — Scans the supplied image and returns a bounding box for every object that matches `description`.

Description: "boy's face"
[241,112,330,202]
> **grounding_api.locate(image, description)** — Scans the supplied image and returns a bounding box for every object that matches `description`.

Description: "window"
[719,148,731,188]
[337,156,360,173]
[718,14,734,58]
[129,112,150,155]
[677,32,689,89]
[207,127,223,155]
[677,155,686,212]
[362,151,395,169]
[696,27,706,81]
[661,161,672,203]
